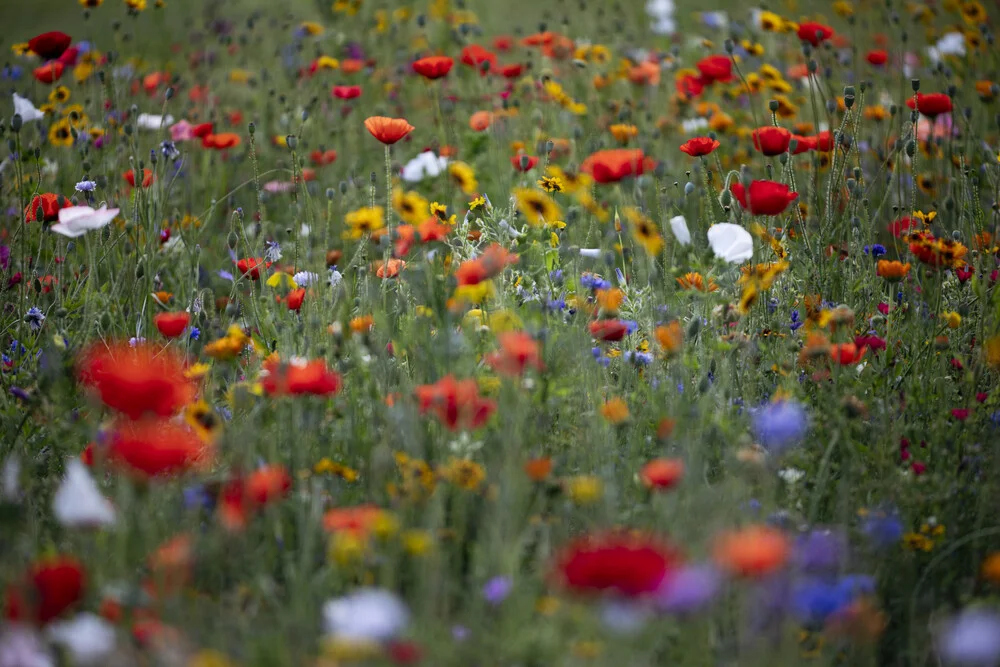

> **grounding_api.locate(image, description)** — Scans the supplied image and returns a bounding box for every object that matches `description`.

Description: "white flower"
[401,151,449,182]
[707,223,753,263]
[328,269,343,289]
[323,588,409,643]
[53,459,116,528]
[927,32,966,64]
[579,248,603,258]
[13,94,45,123]
[778,467,805,484]
[646,0,676,34]
[668,215,691,246]
[135,113,175,130]
[681,118,708,134]
[293,271,320,286]
[46,614,116,666]
[50,206,120,238]
[0,624,52,667]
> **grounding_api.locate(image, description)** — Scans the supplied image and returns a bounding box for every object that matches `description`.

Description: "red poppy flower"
[412,55,454,80]
[24,193,71,223]
[790,135,815,154]
[455,244,519,285]
[310,148,338,166]
[955,266,974,283]
[811,130,835,152]
[191,122,214,138]
[729,180,798,216]
[906,92,952,118]
[695,55,733,84]
[854,334,886,353]
[888,216,918,238]
[589,319,629,342]
[640,458,685,491]
[332,85,362,99]
[153,312,191,338]
[830,342,867,365]
[236,257,271,280]
[57,46,80,67]
[676,72,706,99]
[553,533,680,597]
[511,154,539,171]
[386,640,424,666]
[493,35,514,51]
[28,31,72,60]
[797,21,834,46]
[751,126,792,156]
[580,148,655,184]
[414,375,497,431]
[866,50,889,66]
[713,525,789,577]
[416,217,450,244]
[202,132,241,149]
[260,357,342,396]
[5,555,85,625]
[500,63,525,78]
[107,419,212,478]
[284,287,306,311]
[679,136,720,157]
[460,44,498,74]
[33,61,65,84]
[364,116,415,145]
[485,331,544,376]
[124,169,154,188]
[218,465,292,531]
[77,342,196,420]
[374,258,406,278]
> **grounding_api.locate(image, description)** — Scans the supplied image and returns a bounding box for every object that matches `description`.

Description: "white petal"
[579,248,602,258]
[707,223,754,263]
[53,460,116,528]
[80,206,120,229]
[668,215,691,246]
[136,113,174,130]
[323,589,409,642]
[12,94,45,123]
[49,223,91,239]
[46,614,116,666]
[58,206,96,224]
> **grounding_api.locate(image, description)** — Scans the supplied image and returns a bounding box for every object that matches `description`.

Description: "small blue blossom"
[752,400,808,454]
[75,180,97,193]
[189,327,201,341]
[24,307,45,331]
[863,244,887,258]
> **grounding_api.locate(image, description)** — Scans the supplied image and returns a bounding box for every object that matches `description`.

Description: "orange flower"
[876,260,910,280]
[830,342,866,365]
[713,525,790,577]
[350,315,374,334]
[580,149,656,184]
[640,458,684,491]
[218,465,293,532]
[147,534,194,595]
[124,169,154,188]
[469,110,494,132]
[676,272,718,292]
[655,321,684,356]
[485,331,544,376]
[322,504,385,536]
[595,288,624,314]
[364,116,414,145]
[524,457,553,482]
[202,132,241,149]
[656,417,676,440]
[415,375,497,431]
[374,258,406,278]
[627,60,660,86]
[600,397,630,424]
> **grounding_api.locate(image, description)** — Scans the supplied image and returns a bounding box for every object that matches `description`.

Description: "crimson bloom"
[866,50,888,66]
[310,148,338,165]
[730,180,798,216]
[580,148,656,184]
[154,312,191,338]
[191,122,214,138]
[284,287,306,311]
[830,342,867,365]
[124,169,154,188]
[332,85,362,99]
[412,55,454,79]
[260,357,342,396]
[751,126,792,156]
[812,130,835,152]
[553,533,681,597]
[364,116,415,145]
[106,420,212,479]
[676,72,705,99]
[236,257,271,280]
[77,343,196,420]
[679,136,720,157]
[24,193,71,223]
[5,555,85,625]
[790,135,815,154]
[695,55,733,84]
[33,61,64,84]
[641,458,685,491]
[906,92,952,118]
[28,31,72,60]
[589,319,630,342]
[797,21,834,46]
[414,375,496,431]
[485,332,544,376]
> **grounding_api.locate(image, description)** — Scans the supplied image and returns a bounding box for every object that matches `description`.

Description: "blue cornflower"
[861,506,903,548]
[863,244,887,257]
[482,577,512,605]
[545,295,567,312]
[592,347,611,367]
[189,327,201,341]
[1,65,23,80]
[24,307,45,331]
[264,241,282,262]
[549,269,564,285]
[75,180,97,193]
[624,351,653,365]
[623,320,639,334]
[160,140,179,159]
[752,400,808,453]
[790,309,803,331]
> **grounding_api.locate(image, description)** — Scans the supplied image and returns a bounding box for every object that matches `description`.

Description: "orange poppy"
[469,110,494,132]
[374,258,406,278]
[364,116,415,145]
[640,458,685,490]
[524,457,553,482]
[713,525,790,577]
[202,132,241,149]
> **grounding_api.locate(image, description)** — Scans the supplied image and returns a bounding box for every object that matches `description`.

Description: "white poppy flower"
[646,0,676,34]
[46,614,116,666]
[322,588,409,642]
[579,248,602,258]
[50,206,120,238]
[927,32,965,64]
[681,118,709,134]
[53,459,116,528]
[707,223,753,263]
[13,94,45,123]
[135,113,175,130]
[669,215,691,246]
[0,624,52,667]
[401,151,449,182]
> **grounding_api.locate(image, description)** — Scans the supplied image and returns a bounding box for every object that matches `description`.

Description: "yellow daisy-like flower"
[402,529,434,556]
[392,190,430,225]
[513,188,562,227]
[546,165,592,194]
[11,43,33,56]
[332,0,362,15]
[48,86,71,105]
[566,475,603,505]
[623,207,663,256]
[314,55,339,70]
[609,123,639,144]
[344,206,385,239]
[439,458,486,491]
[266,272,298,290]
[448,162,478,195]
[468,196,487,211]
[184,362,212,381]
[300,21,325,35]
[537,176,564,193]
[125,0,147,10]
[48,119,75,148]
[79,0,104,7]
[229,68,253,84]
[74,63,95,84]
[961,1,987,24]
[184,400,222,444]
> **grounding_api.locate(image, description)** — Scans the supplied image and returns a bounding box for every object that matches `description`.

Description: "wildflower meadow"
[4,0,1000,664]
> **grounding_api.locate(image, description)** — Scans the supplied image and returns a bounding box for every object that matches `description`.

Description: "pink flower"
[951,408,970,421]
[911,461,927,475]
[877,303,890,316]
[977,392,989,403]
[170,120,194,142]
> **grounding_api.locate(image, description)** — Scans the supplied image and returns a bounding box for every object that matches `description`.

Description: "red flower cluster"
[259,357,342,396]
[106,419,213,479]
[553,533,680,597]
[580,149,656,184]
[415,375,496,431]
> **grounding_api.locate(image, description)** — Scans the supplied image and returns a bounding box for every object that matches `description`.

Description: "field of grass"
[2,0,1000,666]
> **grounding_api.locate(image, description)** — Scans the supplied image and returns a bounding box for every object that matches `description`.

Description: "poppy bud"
[339,181,348,194]
[124,124,133,136]
[807,59,817,73]
[285,135,297,149]
[135,260,145,279]
[10,114,22,133]
[905,140,915,157]
[227,232,239,249]
[325,188,335,200]
[768,99,779,112]
[684,182,695,196]
[724,39,734,53]
[825,99,837,114]
[248,122,255,135]
[370,171,377,184]
[687,317,701,338]
[911,78,920,92]
[720,190,732,206]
